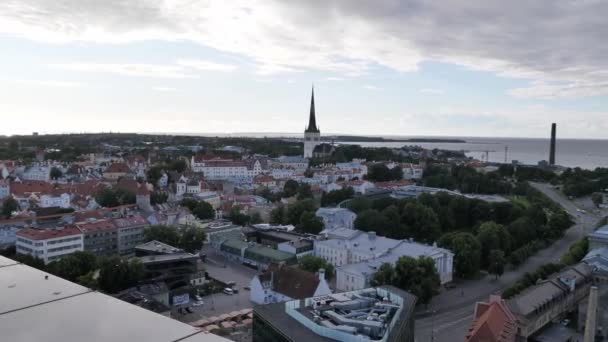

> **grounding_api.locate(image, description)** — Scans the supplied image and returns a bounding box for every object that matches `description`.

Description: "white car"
[223,288,234,295]
[193,301,204,307]
[195,295,203,301]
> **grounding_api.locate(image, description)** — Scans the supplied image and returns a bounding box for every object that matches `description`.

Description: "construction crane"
[467,149,496,162]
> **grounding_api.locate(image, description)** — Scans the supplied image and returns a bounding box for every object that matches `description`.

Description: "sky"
[0,0,607,138]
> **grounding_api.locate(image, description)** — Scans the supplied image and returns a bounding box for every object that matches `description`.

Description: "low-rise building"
[139,252,199,290]
[218,239,297,270]
[191,155,264,180]
[506,263,593,340]
[245,228,314,259]
[0,179,9,199]
[589,225,608,250]
[16,226,83,264]
[252,286,416,342]
[114,214,149,255]
[316,207,357,230]
[250,264,331,305]
[20,165,51,182]
[76,219,118,256]
[103,162,132,180]
[39,193,71,208]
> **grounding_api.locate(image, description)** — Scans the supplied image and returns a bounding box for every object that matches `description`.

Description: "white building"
[303,88,321,158]
[190,157,263,180]
[250,264,331,305]
[20,165,51,182]
[0,179,9,199]
[314,230,453,290]
[16,226,84,264]
[316,208,357,230]
[39,193,71,208]
[402,163,424,180]
[272,156,309,171]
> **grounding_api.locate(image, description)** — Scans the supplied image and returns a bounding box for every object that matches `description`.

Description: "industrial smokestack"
[549,123,556,165]
[583,286,598,342]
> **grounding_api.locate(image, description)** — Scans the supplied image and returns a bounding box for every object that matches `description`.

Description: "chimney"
[549,123,556,165]
[318,268,325,280]
[583,286,599,342]
[368,231,376,240]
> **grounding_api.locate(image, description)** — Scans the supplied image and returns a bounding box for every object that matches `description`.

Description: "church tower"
[304,87,321,158]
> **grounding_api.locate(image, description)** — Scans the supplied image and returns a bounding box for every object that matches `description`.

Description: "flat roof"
[245,244,295,261]
[0,255,229,342]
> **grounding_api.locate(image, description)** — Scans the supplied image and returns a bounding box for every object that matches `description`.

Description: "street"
[415,182,601,341]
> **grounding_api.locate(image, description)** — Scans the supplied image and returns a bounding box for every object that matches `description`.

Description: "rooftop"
[465,295,516,342]
[16,226,82,241]
[76,219,117,233]
[254,286,416,342]
[138,252,198,264]
[135,240,184,255]
[259,264,322,299]
[589,225,608,239]
[0,255,229,342]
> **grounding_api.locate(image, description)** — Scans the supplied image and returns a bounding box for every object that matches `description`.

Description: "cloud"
[152,86,178,92]
[325,77,345,81]
[54,63,196,78]
[363,85,380,90]
[176,59,237,72]
[0,1,607,98]
[419,88,444,94]
[12,79,82,87]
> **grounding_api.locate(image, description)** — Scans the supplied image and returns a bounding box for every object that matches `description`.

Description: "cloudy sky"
[1,0,607,138]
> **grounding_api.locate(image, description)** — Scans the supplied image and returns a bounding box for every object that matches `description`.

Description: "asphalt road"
[415,182,600,342]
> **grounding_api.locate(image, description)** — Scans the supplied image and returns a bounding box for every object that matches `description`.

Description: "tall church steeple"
[305,86,319,133]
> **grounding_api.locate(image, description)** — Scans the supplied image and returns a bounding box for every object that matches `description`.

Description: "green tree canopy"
[1,196,19,218]
[298,255,334,280]
[297,211,324,234]
[283,179,299,197]
[296,183,313,200]
[143,225,180,247]
[401,202,441,244]
[477,222,511,267]
[47,251,97,282]
[97,256,143,293]
[179,226,206,253]
[371,256,440,305]
[192,201,215,220]
[488,249,506,279]
[286,199,317,225]
[439,232,481,278]
[50,166,63,180]
[270,204,287,225]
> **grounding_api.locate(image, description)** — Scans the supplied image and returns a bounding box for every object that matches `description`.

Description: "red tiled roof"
[116,178,150,195]
[76,219,117,233]
[192,154,233,163]
[374,180,412,189]
[10,181,54,196]
[259,264,321,300]
[17,226,82,240]
[105,163,132,174]
[466,296,517,342]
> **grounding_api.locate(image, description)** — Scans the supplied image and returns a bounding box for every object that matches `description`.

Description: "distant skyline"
[1,1,607,138]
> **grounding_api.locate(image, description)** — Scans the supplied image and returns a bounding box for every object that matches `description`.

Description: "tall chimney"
[549,123,556,165]
[583,286,598,342]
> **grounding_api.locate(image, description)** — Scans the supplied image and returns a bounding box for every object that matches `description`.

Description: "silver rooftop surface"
[0,255,229,342]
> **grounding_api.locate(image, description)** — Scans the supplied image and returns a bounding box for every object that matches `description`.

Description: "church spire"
[306,86,319,133]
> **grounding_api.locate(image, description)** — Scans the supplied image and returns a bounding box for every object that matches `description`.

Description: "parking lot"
[176,244,258,323]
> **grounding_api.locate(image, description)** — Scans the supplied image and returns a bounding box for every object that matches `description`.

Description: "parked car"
[223,288,234,295]
[193,301,204,307]
[232,287,239,294]
[243,286,250,291]
[195,295,203,301]
[226,281,236,287]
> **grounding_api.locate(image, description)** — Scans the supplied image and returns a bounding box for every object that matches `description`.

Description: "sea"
[168,132,608,170]
[337,137,608,170]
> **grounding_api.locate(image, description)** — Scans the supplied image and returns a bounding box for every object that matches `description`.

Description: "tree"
[296,183,313,200]
[354,209,391,236]
[366,163,393,182]
[401,202,441,243]
[181,198,198,211]
[439,232,481,278]
[321,187,355,207]
[488,249,506,279]
[250,212,263,224]
[97,256,143,293]
[298,255,334,279]
[286,199,317,225]
[592,192,604,208]
[146,166,164,186]
[371,257,440,305]
[192,201,215,220]
[283,179,299,197]
[50,166,63,180]
[303,168,314,178]
[47,251,97,282]
[477,222,511,268]
[229,205,250,226]
[143,225,180,246]
[150,191,168,205]
[179,226,206,253]
[13,253,45,270]
[1,196,19,218]
[169,159,187,173]
[270,204,287,224]
[297,211,324,234]
[345,197,372,214]
[370,263,395,286]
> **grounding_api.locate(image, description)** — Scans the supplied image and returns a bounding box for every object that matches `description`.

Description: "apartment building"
[16,226,83,264]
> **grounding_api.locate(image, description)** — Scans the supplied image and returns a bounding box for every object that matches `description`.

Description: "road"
[415,182,600,341]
